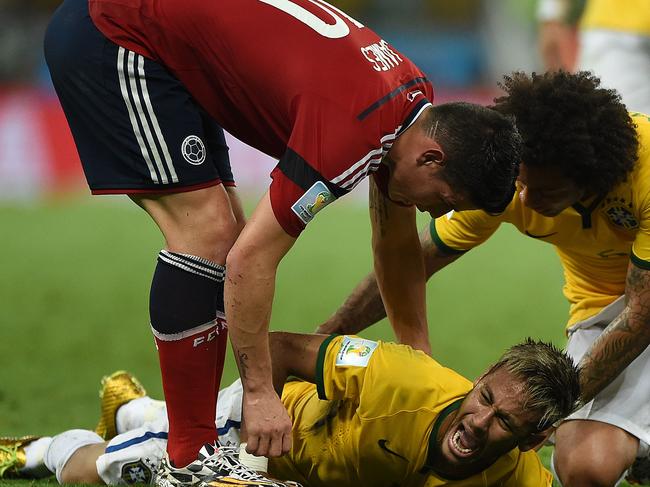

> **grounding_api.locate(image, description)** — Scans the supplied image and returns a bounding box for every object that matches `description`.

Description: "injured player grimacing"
[1,332,580,487]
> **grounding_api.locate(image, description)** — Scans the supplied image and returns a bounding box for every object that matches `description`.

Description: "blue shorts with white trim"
[44,0,234,195]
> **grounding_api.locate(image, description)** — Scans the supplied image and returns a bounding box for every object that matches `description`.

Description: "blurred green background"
[1,193,595,486]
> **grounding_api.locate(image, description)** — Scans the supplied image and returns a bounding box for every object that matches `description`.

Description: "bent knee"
[135,185,243,262]
[554,450,631,487]
[554,420,638,487]
[165,208,241,263]
[201,212,241,253]
[555,467,622,487]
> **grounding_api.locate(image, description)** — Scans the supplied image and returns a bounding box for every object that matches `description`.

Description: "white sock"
[116,396,167,434]
[44,430,103,483]
[20,437,52,478]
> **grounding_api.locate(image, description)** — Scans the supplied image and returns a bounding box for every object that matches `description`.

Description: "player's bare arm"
[225,190,297,458]
[317,223,461,335]
[368,177,431,354]
[536,0,575,71]
[578,261,650,403]
[268,332,327,394]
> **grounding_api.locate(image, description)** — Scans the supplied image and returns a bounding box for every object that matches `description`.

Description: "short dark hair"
[426,102,522,214]
[493,71,638,195]
[488,338,580,431]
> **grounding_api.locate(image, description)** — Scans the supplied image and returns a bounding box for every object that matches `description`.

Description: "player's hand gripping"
[242,389,292,457]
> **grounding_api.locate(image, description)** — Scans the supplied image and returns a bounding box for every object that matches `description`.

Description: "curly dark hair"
[427,102,522,213]
[492,71,638,195]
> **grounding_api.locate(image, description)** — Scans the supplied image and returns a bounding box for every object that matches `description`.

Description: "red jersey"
[89,0,434,236]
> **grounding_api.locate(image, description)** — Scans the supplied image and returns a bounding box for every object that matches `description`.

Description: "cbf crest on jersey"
[336,336,378,367]
[602,196,639,230]
[121,460,153,484]
[291,181,335,224]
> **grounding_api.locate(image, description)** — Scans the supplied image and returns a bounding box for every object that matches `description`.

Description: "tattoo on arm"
[369,179,389,237]
[237,350,249,381]
[579,264,650,403]
[333,274,387,333]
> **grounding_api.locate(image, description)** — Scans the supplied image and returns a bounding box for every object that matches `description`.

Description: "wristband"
[537,0,568,22]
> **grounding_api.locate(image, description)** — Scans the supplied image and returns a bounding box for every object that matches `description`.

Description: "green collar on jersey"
[572,193,606,229]
[422,396,465,475]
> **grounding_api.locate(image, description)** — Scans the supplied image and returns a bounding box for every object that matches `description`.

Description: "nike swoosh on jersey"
[378,439,408,461]
[525,230,558,239]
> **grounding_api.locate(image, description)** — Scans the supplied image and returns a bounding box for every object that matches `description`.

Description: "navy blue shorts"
[44,0,234,194]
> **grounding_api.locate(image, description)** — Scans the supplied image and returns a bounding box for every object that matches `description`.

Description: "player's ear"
[419,145,445,168]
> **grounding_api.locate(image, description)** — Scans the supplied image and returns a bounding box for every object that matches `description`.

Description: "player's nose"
[469,409,492,434]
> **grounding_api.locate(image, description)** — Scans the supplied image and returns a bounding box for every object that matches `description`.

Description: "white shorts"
[579,29,650,114]
[95,380,244,485]
[563,296,650,455]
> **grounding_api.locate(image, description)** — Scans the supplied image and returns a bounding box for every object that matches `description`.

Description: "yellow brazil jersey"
[432,113,650,327]
[269,335,551,487]
[580,0,650,36]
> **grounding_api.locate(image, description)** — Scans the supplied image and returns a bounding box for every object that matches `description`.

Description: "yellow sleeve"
[630,114,650,268]
[580,0,650,35]
[431,210,502,255]
[631,210,650,269]
[315,335,379,401]
[315,335,471,413]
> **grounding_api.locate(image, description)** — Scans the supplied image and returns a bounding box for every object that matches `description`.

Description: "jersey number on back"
[258,0,364,38]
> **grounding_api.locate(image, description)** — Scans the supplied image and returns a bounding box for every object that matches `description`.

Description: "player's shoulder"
[330,337,465,379]
[625,115,650,192]
[372,341,472,390]
[632,112,650,165]
[436,201,513,227]
[609,114,650,196]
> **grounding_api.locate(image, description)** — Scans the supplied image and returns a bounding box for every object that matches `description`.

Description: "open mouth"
[448,423,480,459]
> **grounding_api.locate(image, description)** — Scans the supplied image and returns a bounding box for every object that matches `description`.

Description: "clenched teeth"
[452,430,473,454]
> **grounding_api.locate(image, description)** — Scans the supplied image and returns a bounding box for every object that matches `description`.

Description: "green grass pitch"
[0,194,630,486]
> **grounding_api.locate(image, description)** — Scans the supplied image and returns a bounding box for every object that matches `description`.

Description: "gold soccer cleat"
[95,370,146,440]
[0,436,40,478]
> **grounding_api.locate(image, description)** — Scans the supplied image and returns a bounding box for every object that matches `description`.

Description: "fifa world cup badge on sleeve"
[336,336,378,367]
[291,181,335,224]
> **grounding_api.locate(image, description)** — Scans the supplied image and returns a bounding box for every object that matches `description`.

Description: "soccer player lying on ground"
[2,332,579,487]
[317,70,650,486]
[44,1,522,484]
